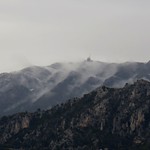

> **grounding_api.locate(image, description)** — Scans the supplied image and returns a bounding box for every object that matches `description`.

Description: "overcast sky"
[0,0,150,72]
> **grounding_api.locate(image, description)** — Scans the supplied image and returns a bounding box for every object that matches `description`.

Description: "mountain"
[0,59,150,116]
[0,80,150,149]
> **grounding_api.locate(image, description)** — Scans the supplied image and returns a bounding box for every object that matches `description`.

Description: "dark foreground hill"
[1,80,150,149]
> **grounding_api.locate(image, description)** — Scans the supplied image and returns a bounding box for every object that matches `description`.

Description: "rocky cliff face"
[0,80,150,150]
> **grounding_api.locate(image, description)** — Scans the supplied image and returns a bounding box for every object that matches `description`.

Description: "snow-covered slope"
[0,59,150,116]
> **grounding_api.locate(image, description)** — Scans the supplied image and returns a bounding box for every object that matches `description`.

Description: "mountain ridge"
[0,79,150,149]
[0,60,150,116]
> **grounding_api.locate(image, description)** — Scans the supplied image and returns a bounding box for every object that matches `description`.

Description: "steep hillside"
[0,80,150,149]
[0,60,150,116]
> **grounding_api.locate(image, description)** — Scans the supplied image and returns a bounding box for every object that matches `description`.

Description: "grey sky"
[0,0,150,72]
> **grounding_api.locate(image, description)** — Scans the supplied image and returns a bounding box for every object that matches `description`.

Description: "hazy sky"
[0,0,150,72]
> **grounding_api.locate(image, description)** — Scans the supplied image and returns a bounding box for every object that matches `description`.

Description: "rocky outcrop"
[0,113,32,144]
[0,80,150,149]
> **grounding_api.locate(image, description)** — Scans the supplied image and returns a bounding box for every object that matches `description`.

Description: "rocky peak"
[86,57,93,62]
[134,79,150,86]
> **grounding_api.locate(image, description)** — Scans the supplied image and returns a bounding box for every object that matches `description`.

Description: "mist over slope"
[1,80,150,149]
[0,59,150,116]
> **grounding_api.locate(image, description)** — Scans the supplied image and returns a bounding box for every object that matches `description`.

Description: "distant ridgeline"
[0,60,150,116]
[0,80,150,149]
